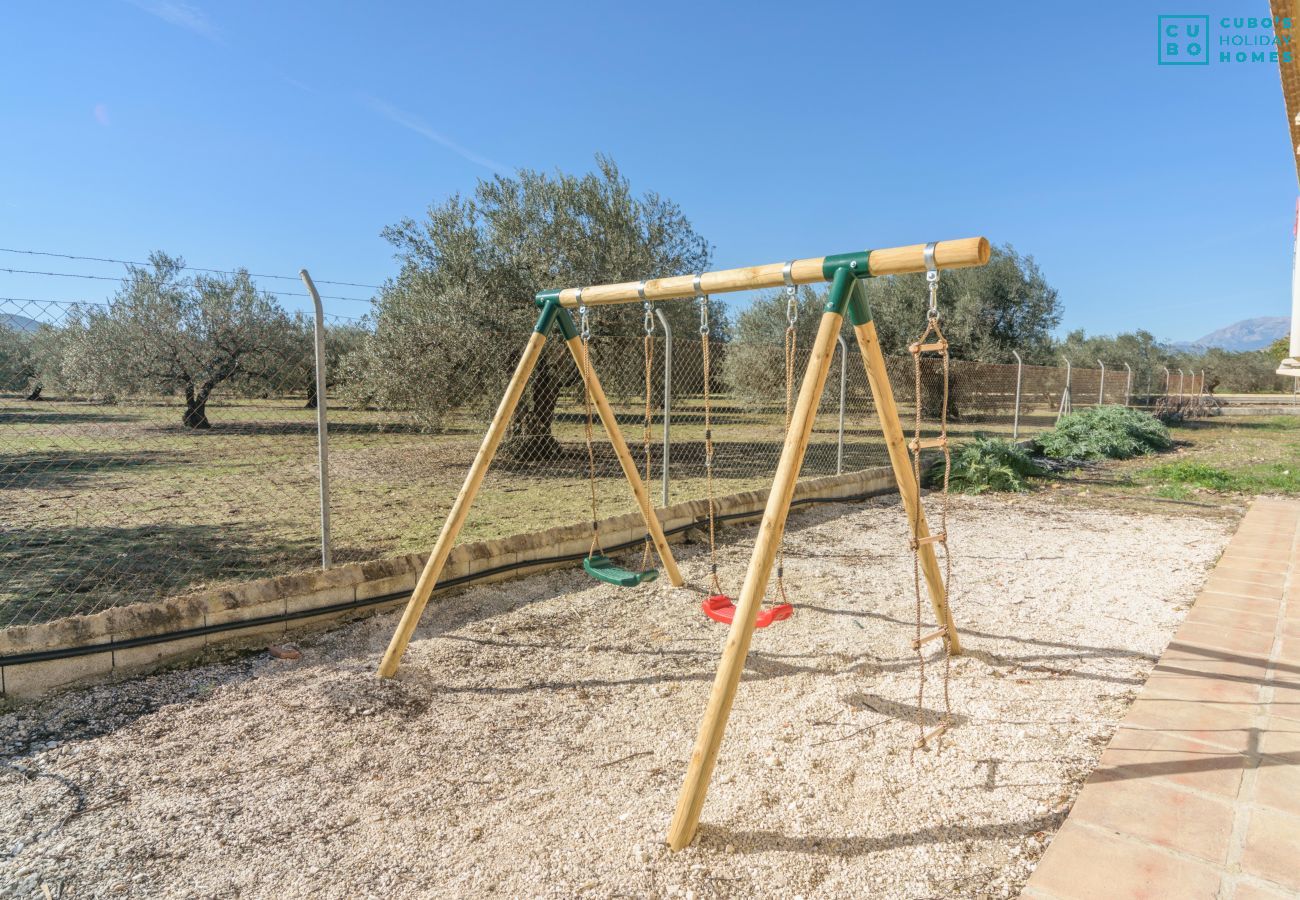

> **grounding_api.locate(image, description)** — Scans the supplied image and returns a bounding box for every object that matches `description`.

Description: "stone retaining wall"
[0,465,898,702]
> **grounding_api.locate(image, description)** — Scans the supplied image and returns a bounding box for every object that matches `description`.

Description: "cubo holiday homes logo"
[1158,14,1293,65]
[1158,15,1209,64]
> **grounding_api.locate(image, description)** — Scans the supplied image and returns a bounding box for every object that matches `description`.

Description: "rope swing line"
[697,277,726,598]
[575,291,659,587]
[578,292,604,561]
[771,262,799,608]
[698,271,794,629]
[640,282,656,572]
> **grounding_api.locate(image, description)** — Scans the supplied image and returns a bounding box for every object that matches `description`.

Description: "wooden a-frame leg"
[564,335,684,587]
[666,273,853,852]
[851,314,961,655]
[377,330,548,678]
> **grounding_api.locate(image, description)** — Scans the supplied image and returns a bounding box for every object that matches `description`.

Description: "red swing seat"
[701,594,793,629]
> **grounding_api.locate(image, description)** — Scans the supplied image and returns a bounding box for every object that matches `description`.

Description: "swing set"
[376,235,991,851]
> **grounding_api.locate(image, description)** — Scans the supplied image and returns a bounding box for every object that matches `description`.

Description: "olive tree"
[343,156,716,458]
[1057,329,1174,396]
[60,253,296,428]
[0,324,34,395]
[0,322,71,401]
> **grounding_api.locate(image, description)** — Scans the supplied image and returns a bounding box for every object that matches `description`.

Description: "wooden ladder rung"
[913,721,949,750]
[910,627,948,651]
[909,436,948,451]
[911,532,946,548]
[909,340,948,354]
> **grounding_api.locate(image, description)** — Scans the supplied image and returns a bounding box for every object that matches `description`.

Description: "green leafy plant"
[930,435,1047,494]
[1036,405,1172,461]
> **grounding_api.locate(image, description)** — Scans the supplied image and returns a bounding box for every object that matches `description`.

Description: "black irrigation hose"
[0,488,887,669]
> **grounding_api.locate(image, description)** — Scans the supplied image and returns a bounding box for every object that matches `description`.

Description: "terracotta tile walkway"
[1022,497,1300,900]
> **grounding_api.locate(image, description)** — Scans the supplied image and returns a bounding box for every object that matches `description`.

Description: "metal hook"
[782,261,798,326]
[638,281,654,336]
[576,288,590,341]
[694,274,709,335]
[923,241,940,320]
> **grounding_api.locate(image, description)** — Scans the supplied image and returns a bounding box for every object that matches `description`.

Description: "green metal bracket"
[532,296,579,340]
[533,297,559,335]
[821,251,870,281]
[554,306,579,340]
[534,289,561,309]
[846,278,873,327]
[821,266,856,317]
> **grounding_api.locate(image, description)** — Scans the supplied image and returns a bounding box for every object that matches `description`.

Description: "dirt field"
[0,348,1057,626]
[0,491,1231,899]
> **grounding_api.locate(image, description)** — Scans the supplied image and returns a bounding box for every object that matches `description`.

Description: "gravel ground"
[0,493,1232,899]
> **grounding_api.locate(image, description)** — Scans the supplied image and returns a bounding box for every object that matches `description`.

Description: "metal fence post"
[1123,362,1132,407]
[1163,366,1171,396]
[1057,356,1072,422]
[655,308,672,507]
[299,269,332,569]
[1178,368,1185,400]
[1097,359,1105,405]
[1011,350,1022,440]
[836,334,848,474]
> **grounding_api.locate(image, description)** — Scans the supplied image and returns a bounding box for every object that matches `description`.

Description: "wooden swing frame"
[375,235,991,851]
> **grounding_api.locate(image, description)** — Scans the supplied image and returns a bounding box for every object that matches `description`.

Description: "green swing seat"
[582,554,659,587]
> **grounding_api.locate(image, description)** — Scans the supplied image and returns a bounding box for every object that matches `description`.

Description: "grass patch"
[934,436,1046,494]
[1037,405,1172,461]
[1143,462,1237,491]
[1139,459,1300,497]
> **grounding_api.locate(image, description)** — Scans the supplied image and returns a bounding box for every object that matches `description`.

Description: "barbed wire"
[0,267,374,304]
[0,295,110,308]
[0,247,382,290]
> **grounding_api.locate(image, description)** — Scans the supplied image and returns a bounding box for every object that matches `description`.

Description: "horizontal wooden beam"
[545,237,989,308]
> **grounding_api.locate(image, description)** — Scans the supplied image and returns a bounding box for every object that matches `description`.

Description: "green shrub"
[1036,405,1172,461]
[931,435,1047,494]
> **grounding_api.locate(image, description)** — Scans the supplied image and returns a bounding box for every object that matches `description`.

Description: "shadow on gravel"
[798,602,1156,688]
[696,810,1067,857]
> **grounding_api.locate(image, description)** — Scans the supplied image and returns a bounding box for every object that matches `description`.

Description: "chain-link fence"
[0,296,1211,629]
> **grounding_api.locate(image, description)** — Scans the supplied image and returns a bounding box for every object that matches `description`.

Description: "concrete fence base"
[0,465,898,703]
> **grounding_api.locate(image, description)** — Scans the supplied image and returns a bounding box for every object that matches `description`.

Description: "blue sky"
[0,1,1294,341]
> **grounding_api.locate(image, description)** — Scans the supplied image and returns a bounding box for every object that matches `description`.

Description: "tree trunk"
[305,377,318,410]
[502,352,563,460]
[25,384,42,401]
[183,385,212,429]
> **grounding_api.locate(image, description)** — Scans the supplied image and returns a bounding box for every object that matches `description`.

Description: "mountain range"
[1,312,42,333]
[1175,316,1290,352]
